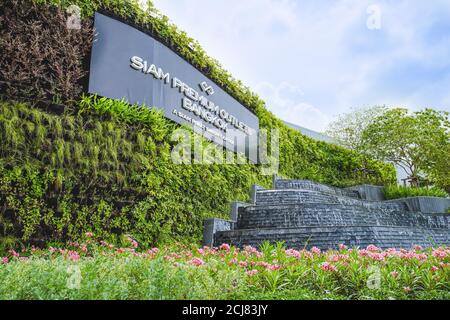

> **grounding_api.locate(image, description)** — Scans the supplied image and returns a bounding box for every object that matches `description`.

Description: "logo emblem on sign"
[200,81,215,96]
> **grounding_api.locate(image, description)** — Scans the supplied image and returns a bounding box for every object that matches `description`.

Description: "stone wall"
[215,226,450,250]
[210,179,450,250]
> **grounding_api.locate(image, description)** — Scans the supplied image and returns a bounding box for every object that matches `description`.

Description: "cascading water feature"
[210,179,450,250]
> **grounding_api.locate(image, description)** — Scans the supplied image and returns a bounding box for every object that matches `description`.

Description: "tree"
[362,108,449,189]
[414,109,450,192]
[325,106,389,180]
[326,106,388,153]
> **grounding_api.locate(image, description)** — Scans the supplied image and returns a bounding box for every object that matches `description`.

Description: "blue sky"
[150,0,450,132]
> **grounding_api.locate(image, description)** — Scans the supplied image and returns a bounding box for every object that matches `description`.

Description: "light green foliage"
[383,185,448,200]
[326,106,388,153]
[0,100,269,247]
[363,108,449,190]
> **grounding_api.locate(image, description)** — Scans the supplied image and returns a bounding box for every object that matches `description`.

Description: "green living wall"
[0,0,396,249]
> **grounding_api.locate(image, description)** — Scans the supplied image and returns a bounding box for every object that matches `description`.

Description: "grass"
[1,236,449,300]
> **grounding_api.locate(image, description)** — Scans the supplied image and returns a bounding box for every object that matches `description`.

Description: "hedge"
[0,0,396,249]
[0,99,270,249]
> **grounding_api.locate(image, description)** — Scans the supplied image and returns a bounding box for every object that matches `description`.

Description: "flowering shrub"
[0,237,449,300]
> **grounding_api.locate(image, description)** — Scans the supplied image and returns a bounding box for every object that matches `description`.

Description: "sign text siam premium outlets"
[88,13,259,161]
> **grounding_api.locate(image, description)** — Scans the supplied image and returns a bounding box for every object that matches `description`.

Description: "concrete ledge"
[395,197,450,214]
[202,218,234,247]
[275,179,359,198]
[250,184,266,204]
[214,225,450,250]
[346,185,385,201]
[230,201,252,221]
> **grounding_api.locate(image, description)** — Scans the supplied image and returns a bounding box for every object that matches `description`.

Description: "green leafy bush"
[383,185,448,200]
[0,99,271,248]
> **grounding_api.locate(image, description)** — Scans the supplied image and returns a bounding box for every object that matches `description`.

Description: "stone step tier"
[214,226,450,250]
[237,204,450,230]
[203,178,450,250]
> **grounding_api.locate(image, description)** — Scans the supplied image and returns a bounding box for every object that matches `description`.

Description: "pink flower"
[285,249,300,258]
[244,245,259,255]
[328,255,340,262]
[125,237,138,249]
[301,251,313,259]
[328,254,349,262]
[366,245,381,252]
[1,257,9,264]
[219,243,231,251]
[399,251,417,260]
[85,232,94,238]
[68,251,80,262]
[310,247,321,255]
[197,248,206,255]
[170,253,181,259]
[358,249,369,257]
[338,244,348,251]
[403,287,412,293]
[368,252,385,261]
[416,253,428,262]
[432,249,447,259]
[431,266,439,273]
[8,250,19,257]
[413,245,423,251]
[49,247,56,253]
[188,258,205,266]
[390,271,399,279]
[266,264,281,271]
[257,261,269,268]
[320,262,337,272]
[246,269,258,276]
[239,261,248,267]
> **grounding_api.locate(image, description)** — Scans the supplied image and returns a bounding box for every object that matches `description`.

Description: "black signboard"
[89,12,259,161]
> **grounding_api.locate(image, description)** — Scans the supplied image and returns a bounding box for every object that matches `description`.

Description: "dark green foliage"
[0,0,93,107]
[383,185,448,200]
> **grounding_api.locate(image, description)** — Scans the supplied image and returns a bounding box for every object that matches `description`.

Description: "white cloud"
[256,81,330,132]
[152,0,450,129]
